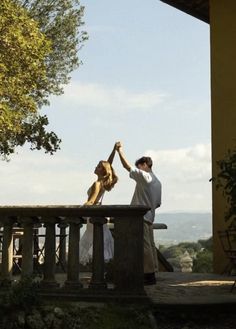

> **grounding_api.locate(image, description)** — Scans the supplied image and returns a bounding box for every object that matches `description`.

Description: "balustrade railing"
[0,205,148,300]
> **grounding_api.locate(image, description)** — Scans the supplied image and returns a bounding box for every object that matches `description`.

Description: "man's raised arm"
[116,142,131,172]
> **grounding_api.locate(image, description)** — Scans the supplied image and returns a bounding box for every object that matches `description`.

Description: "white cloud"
[145,143,212,212]
[53,82,166,112]
[146,143,211,183]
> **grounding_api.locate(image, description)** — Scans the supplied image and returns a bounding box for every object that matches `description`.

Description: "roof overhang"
[160,0,209,23]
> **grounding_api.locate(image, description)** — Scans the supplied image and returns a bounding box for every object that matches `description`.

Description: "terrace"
[0,205,235,305]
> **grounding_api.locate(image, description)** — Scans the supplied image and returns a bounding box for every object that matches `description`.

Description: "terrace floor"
[145,272,236,305]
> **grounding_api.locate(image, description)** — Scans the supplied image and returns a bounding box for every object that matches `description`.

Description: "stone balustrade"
[0,205,148,300]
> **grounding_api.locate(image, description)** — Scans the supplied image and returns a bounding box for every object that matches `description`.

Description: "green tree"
[0,0,87,157]
[0,0,57,156]
[161,245,184,259]
[18,0,88,101]
[192,249,213,273]
[178,242,202,255]
[198,237,213,251]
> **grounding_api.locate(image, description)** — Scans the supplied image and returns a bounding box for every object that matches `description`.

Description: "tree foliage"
[160,238,213,273]
[192,250,213,273]
[18,0,88,100]
[198,237,213,251]
[216,148,236,227]
[0,0,87,157]
[160,242,201,260]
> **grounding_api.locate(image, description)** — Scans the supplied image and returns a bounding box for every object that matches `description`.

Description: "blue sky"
[0,0,212,213]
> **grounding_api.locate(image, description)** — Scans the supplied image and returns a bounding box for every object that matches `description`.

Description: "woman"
[79,145,118,265]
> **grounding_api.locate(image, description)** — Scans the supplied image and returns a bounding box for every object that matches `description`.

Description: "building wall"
[210,0,236,273]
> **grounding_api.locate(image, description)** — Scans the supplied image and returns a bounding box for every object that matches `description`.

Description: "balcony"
[0,205,148,302]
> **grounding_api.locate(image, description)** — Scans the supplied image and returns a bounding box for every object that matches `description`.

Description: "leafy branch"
[216,147,236,226]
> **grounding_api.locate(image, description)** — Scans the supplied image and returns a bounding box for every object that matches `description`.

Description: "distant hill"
[154,212,212,246]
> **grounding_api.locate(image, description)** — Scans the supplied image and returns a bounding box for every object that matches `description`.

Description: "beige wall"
[210,0,236,273]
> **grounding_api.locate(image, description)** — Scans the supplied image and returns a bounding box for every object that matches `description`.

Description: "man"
[115,142,162,285]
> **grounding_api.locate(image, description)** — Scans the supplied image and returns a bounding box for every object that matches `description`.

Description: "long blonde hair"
[100,161,118,191]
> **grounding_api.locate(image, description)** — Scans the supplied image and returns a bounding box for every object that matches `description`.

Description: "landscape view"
[155,212,212,245]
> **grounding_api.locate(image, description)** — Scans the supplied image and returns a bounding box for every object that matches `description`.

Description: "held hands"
[108,142,121,164]
[115,141,122,152]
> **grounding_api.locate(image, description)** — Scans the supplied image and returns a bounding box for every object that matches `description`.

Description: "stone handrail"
[0,205,148,300]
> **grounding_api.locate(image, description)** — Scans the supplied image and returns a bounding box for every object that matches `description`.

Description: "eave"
[160,0,209,24]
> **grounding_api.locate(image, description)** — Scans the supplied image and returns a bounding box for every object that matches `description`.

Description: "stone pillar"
[41,219,58,288]
[33,222,42,271]
[210,0,236,273]
[57,222,68,271]
[21,218,34,277]
[65,219,82,289]
[0,219,13,284]
[114,214,144,293]
[89,217,107,289]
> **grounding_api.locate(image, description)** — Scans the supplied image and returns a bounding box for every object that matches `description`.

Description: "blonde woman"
[80,144,118,265]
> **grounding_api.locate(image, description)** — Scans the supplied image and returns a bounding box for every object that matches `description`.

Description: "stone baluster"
[21,217,34,277]
[65,218,82,289]
[0,217,14,285]
[114,213,144,293]
[89,217,107,289]
[41,218,58,288]
[57,221,68,271]
[33,222,42,271]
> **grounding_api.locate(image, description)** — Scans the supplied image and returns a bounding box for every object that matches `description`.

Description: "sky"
[0,0,212,213]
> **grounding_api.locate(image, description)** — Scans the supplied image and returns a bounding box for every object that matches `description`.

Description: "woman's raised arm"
[107,143,117,164]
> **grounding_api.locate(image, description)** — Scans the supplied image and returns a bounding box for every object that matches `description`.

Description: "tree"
[18,0,88,101]
[192,250,213,273]
[160,245,184,259]
[0,0,87,157]
[198,237,213,251]
[160,239,213,273]
[178,242,202,254]
[0,0,57,157]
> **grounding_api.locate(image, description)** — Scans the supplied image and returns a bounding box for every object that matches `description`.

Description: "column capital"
[65,217,84,225]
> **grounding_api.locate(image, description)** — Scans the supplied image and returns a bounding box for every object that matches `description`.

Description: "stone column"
[114,214,144,293]
[57,222,68,271]
[33,222,42,272]
[41,219,58,288]
[21,218,34,277]
[89,217,107,290]
[65,219,82,289]
[0,219,14,285]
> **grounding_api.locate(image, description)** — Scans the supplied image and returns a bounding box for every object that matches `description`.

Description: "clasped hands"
[114,141,122,152]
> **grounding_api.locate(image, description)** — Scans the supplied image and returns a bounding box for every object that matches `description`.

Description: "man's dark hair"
[135,156,153,168]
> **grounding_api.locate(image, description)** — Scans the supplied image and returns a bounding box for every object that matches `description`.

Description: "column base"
[64,280,83,290]
[89,281,107,290]
[40,280,59,289]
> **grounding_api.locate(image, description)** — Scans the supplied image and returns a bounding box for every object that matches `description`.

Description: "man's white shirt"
[129,167,162,223]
